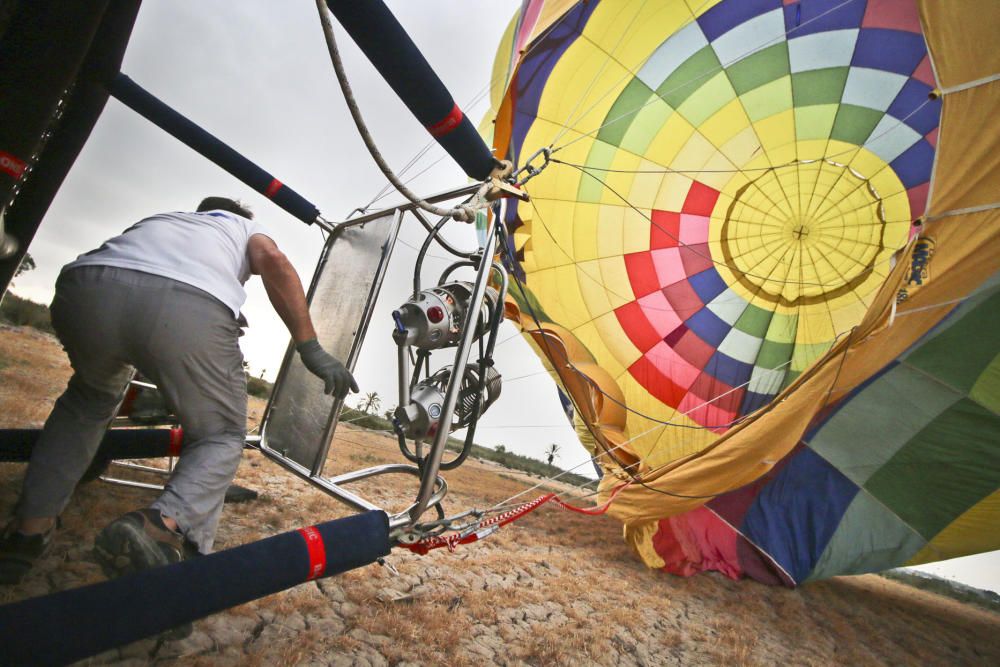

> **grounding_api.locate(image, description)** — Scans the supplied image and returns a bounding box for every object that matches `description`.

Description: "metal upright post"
[409,217,498,522]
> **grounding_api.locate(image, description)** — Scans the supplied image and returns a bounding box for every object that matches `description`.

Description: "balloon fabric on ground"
[485,0,1000,585]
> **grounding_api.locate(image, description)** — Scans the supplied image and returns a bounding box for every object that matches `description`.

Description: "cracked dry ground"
[2,323,1000,666]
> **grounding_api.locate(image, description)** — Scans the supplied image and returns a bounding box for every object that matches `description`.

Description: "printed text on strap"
[298,526,327,580]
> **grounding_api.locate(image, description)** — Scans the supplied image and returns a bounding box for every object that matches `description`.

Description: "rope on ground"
[398,481,633,555]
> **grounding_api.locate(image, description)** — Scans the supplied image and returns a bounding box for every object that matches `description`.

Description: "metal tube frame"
[251,182,483,531]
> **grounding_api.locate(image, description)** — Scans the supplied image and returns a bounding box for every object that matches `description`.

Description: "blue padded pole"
[107,73,321,224]
[0,510,390,666]
[0,427,178,462]
[326,0,498,181]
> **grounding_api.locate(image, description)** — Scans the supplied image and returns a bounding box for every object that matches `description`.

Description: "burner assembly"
[391,267,506,470]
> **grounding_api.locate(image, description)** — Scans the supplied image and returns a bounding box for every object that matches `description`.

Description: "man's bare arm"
[247,234,358,398]
[247,234,316,343]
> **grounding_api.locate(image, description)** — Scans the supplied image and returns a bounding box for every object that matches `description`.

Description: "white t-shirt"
[65,210,271,317]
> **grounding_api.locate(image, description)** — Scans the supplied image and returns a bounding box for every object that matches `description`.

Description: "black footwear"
[93,509,195,578]
[223,483,258,504]
[94,509,197,639]
[0,521,54,585]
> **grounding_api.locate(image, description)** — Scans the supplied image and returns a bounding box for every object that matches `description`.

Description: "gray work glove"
[296,339,359,399]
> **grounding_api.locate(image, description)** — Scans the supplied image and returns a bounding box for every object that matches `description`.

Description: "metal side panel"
[260,211,400,471]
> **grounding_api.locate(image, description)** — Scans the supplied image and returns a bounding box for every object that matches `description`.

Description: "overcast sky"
[13,0,596,473]
[10,1,997,593]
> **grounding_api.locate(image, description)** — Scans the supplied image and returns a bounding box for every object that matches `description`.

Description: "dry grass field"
[1,322,999,666]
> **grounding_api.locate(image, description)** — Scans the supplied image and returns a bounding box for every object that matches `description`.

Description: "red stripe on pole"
[168,428,184,457]
[0,150,27,179]
[265,178,282,198]
[298,526,327,580]
[425,103,464,138]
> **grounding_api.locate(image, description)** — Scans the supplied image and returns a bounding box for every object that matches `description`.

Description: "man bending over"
[0,197,356,584]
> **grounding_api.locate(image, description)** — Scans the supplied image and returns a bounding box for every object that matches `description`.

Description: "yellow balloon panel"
[496,0,934,469]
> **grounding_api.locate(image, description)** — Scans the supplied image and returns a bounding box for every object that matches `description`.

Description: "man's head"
[196,197,254,219]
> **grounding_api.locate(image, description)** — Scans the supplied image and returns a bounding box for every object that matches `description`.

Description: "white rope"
[937,72,1000,96]
[895,296,968,317]
[313,0,487,222]
[926,201,1000,221]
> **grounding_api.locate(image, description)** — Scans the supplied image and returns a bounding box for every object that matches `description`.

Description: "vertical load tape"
[326,0,498,181]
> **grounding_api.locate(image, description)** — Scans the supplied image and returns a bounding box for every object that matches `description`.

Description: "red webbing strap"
[399,493,556,555]
[425,103,464,138]
[398,482,635,555]
[297,526,327,580]
[549,481,632,516]
[168,428,184,457]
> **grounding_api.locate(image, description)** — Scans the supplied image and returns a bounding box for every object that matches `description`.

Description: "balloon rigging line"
[392,2,933,524]
[493,265,863,509]
[428,269,856,521]
[501,368,560,384]
[469,424,574,429]
[516,175,887,354]
[894,296,969,317]
[362,85,491,211]
[557,324,858,506]
[549,0,855,152]
[521,154,916,299]
[545,0,657,148]
[369,81,491,197]
[546,0,864,157]
[494,330,525,347]
[926,201,1000,221]
[362,146,443,212]
[357,2,583,215]
[315,0,484,222]
[395,234,469,263]
[502,233,781,502]
[548,88,930,179]
[560,160,894,289]
[522,2,934,237]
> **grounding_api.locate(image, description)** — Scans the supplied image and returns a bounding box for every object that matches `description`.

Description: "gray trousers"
[18,266,247,553]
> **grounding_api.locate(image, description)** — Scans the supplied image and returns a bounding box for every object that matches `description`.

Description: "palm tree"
[360,391,381,415]
[545,443,560,467]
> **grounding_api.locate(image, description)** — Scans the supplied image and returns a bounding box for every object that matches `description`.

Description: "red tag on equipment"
[168,428,184,457]
[426,104,464,138]
[0,150,26,179]
[265,178,283,198]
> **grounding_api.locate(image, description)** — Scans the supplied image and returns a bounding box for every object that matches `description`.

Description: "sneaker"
[93,508,195,578]
[0,521,54,585]
[94,509,197,639]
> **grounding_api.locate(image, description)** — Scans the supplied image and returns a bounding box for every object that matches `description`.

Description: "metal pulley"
[392,281,498,350]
